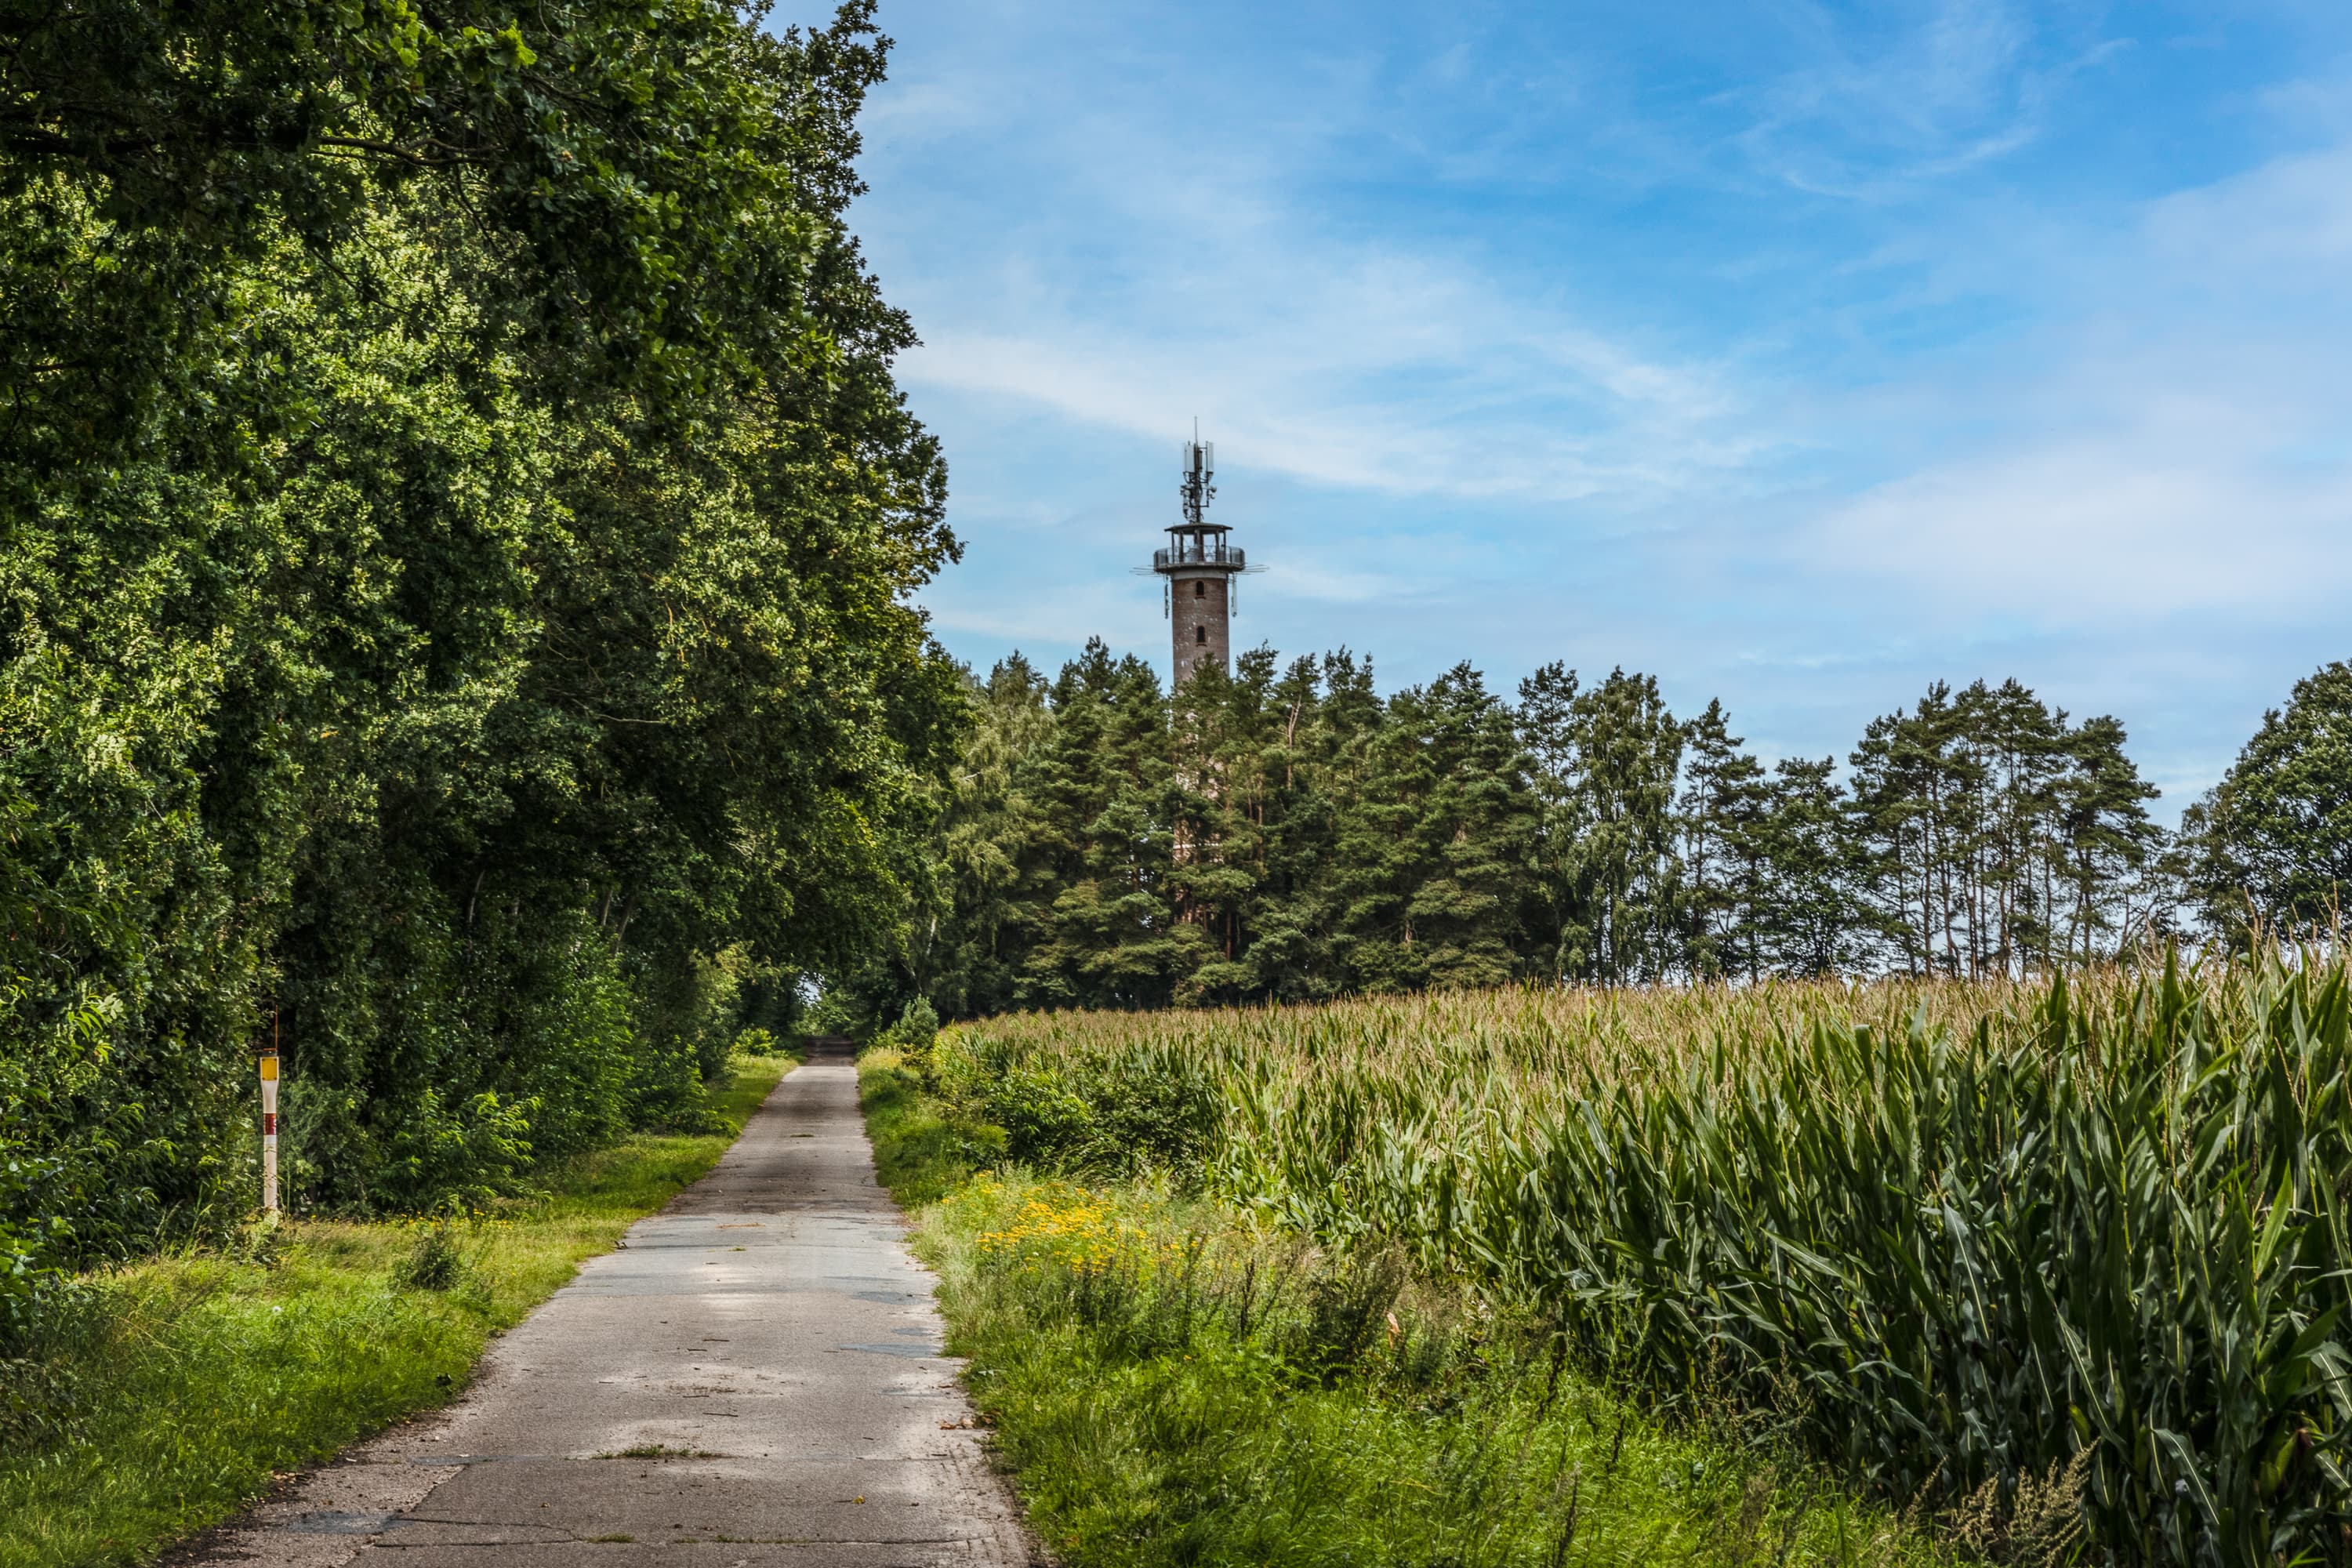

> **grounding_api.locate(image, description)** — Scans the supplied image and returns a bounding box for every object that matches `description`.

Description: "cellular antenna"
[1180,436,1214,528]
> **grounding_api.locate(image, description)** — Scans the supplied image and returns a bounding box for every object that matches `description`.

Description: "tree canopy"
[0,0,960,1294]
[2183,661,2352,941]
[873,645,2180,1020]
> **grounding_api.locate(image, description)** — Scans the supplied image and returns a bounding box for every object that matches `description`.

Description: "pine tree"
[1680,699,1766,979]
[1393,666,1540,989]
[1238,654,1345,999]
[1021,641,1208,1007]
[1556,670,1686,984]
[910,652,2177,1015]
[1746,758,1867,976]
[1518,662,1584,983]
[922,656,1058,1015]
[2053,713,2163,959]
[1851,680,2164,976]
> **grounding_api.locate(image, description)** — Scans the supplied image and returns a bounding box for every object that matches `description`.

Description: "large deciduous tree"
[2185,661,2352,941]
[1,2,962,1264]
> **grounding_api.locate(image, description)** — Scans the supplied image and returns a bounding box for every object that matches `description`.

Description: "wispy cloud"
[1722,0,2101,196]
[1797,115,2352,630]
[1808,420,2352,622]
[851,0,2352,806]
[862,5,1780,510]
[885,181,1771,506]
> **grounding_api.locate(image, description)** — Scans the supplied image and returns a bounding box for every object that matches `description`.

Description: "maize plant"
[938,953,2352,1566]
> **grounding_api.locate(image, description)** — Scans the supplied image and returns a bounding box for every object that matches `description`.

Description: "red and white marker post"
[259,1044,280,1214]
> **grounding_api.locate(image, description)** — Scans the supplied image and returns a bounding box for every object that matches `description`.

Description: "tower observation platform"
[1152,437,1247,685]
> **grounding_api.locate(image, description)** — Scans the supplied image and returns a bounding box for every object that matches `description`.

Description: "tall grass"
[916,1170,1969,1568]
[0,1054,790,1568]
[935,953,2352,1566]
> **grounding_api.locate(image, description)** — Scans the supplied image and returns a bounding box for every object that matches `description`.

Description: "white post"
[259,1045,280,1214]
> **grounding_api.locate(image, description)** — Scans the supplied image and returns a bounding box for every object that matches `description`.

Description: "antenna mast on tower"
[1180,434,1214,529]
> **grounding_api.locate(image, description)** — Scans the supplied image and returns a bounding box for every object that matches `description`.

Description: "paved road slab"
[183,1047,1029,1568]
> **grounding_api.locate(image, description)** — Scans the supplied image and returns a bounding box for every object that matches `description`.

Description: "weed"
[1283,1244,1406,1387]
[229,1214,291,1270]
[1947,1451,2091,1568]
[396,1221,467,1292]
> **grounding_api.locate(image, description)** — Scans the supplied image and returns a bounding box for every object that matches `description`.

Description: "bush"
[397,1224,467,1292]
[953,1036,1217,1181]
[0,1157,74,1359]
[986,1069,1097,1167]
[394,1212,492,1294]
[883,997,940,1053]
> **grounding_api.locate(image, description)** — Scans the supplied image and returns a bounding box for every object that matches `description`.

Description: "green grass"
[0,1054,790,1568]
[859,1047,1987,1568]
[858,1044,1003,1206]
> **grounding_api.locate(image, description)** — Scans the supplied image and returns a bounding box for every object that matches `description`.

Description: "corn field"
[933,953,2352,1566]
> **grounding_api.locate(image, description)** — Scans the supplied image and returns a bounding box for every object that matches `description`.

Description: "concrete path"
[190,1046,1029,1568]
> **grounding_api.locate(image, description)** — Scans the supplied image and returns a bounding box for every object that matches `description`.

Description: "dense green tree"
[1,3,963,1268]
[918,656,1058,1018]
[1849,681,2161,976]
[1547,669,1686,985]
[1017,642,1203,1009]
[1518,662,1584,982]
[1744,758,1870,976]
[2050,713,2165,957]
[909,655,2177,1015]
[2184,661,2352,941]
[1326,665,1537,991]
[1232,652,1356,1000]
[1679,698,1766,979]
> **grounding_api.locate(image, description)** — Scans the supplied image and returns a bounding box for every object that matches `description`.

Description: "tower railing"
[1153,543,1245,569]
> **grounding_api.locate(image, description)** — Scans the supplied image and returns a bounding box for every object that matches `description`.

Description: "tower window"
[1195,624,1207,644]
[1194,579,1205,598]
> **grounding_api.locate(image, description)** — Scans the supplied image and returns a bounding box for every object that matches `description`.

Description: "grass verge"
[0,1052,792,1568]
[859,1045,2003,1568]
[858,1042,1002,1207]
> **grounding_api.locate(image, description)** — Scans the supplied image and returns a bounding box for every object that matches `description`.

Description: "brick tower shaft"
[1170,570,1230,684]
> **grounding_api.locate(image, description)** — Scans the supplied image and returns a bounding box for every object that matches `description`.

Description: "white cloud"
[1794,117,2352,628]
[858,0,2352,804]
[895,241,1765,508]
[862,7,1777,513]
[1809,425,2352,622]
[2143,140,2352,270]
[906,336,1732,506]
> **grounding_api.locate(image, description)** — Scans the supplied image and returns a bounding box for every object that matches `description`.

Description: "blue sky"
[839,0,2352,814]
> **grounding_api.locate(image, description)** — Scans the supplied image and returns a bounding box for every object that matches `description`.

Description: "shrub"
[396,1218,469,1292]
[986,1069,1097,1167]
[884,997,940,1053]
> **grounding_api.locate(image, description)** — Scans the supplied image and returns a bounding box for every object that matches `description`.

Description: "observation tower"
[1152,437,1248,685]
